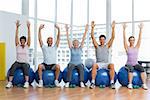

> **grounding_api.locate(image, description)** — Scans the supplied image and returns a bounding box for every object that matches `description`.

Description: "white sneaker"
[127,84,133,89]
[6,82,13,88]
[55,80,60,87]
[65,82,69,88]
[23,82,29,88]
[37,80,43,88]
[80,82,85,88]
[142,84,148,90]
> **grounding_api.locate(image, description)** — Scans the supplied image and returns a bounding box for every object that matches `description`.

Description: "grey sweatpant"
[66,63,84,82]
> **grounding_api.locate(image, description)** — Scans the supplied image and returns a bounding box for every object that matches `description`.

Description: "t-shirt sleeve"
[53,44,58,50]
[41,44,46,49]
[79,46,83,52]
[69,47,73,51]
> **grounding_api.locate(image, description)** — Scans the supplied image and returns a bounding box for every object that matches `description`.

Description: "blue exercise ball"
[118,67,143,86]
[62,67,89,85]
[7,68,35,85]
[89,69,117,86]
[35,70,62,86]
[85,58,95,70]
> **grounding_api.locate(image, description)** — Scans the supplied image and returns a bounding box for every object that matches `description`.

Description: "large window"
[57,0,71,24]
[29,0,35,17]
[134,0,150,21]
[1,0,150,71]
[89,0,106,24]
[73,0,87,26]
[37,0,55,20]
[0,0,22,14]
[112,0,132,22]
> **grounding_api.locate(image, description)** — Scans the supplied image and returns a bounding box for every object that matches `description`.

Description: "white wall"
[0,11,28,74]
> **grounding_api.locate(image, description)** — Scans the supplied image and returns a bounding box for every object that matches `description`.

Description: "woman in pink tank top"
[6,20,31,89]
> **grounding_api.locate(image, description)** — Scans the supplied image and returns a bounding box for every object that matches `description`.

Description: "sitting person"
[64,24,88,88]
[37,24,61,87]
[122,23,148,90]
[90,21,116,89]
[6,20,31,88]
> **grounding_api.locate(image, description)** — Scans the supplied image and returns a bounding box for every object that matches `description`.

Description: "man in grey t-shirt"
[37,24,61,88]
[90,21,116,89]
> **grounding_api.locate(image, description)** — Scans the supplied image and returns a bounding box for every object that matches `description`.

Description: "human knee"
[56,64,60,70]
[38,64,43,71]
[109,64,115,70]
[92,64,98,69]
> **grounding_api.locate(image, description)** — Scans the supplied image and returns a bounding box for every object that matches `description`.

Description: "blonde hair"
[72,39,79,45]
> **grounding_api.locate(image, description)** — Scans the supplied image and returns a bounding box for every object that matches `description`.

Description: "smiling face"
[47,37,53,46]
[20,36,26,46]
[99,35,106,45]
[73,39,79,49]
[128,36,135,46]
[20,39,26,46]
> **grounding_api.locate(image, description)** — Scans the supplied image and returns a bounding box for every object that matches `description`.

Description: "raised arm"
[27,21,31,47]
[38,24,45,47]
[135,23,143,49]
[91,21,98,48]
[65,24,72,48]
[107,21,115,48]
[15,20,21,46]
[80,24,88,48]
[122,23,128,52]
[55,24,60,47]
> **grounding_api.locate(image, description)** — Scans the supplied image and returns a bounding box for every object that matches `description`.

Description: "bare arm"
[27,21,31,47]
[135,23,143,49]
[122,23,128,52]
[55,24,60,47]
[65,24,72,48]
[107,21,115,48]
[15,20,21,46]
[80,24,88,48]
[91,21,98,48]
[38,24,44,47]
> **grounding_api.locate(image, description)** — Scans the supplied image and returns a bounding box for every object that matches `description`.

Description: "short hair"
[20,36,26,42]
[99,35,106,39]
[47,37,53,40]
[128,36,135,41]
[73,39,79,45]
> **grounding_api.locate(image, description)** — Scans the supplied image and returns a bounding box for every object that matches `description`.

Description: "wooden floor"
[0,81,150,100]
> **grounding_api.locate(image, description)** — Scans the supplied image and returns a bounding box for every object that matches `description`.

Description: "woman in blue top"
[65,24,88,88]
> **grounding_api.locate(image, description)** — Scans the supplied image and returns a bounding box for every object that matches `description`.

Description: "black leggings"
[66,63,84,82]
[125,64,145,72]
[9,61,30,76]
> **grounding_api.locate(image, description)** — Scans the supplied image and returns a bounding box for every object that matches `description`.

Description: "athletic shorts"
[41,63,56,70]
